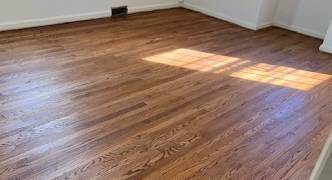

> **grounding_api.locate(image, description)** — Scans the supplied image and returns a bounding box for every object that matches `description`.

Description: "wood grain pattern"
[0,8,331,180]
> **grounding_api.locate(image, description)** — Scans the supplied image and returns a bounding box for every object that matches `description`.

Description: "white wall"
[112,0,177,8]
[183,0,263,30]
[256,0,278,28]
[0,0,178,31]
[0,0,110,31]
[182,0,279,30]
[320,21,332,53]
[310,135,332,180]
[319,155,332,180]
[0,0,109,23]
[274,0,332,39]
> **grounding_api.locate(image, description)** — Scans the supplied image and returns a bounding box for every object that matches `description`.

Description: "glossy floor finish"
[0,8,331,180]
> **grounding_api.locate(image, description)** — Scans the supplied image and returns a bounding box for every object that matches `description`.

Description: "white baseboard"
[256,22,273,30]
[0,11,111,32]
[319,44,332,54]
[310,135,332,180]
[274,22,325,39]
[129,2,180,14]
[182,2,258,30]
[0,2,180,32]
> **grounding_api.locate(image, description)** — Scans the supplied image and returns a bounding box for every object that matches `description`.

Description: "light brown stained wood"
[0,8,331,180]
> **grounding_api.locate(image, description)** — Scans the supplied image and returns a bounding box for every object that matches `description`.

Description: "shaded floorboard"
[0,8,331,180]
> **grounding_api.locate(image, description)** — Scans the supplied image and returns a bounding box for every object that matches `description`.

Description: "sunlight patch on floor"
[143,48,331,91]
[144,48,250,73]
[230,63,331,91]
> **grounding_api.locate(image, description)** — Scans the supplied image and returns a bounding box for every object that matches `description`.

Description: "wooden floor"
[0,8,331,180]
